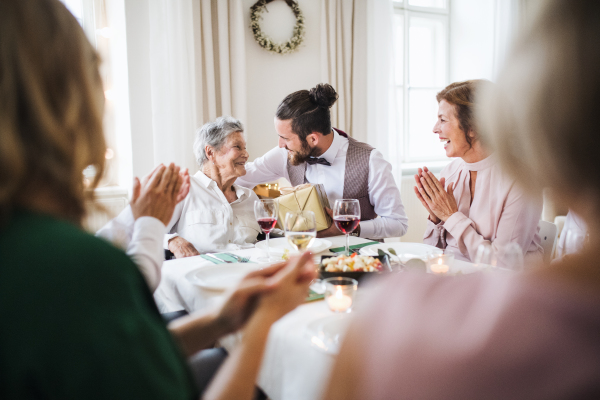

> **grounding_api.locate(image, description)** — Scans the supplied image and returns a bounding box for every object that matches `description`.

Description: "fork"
[224,252,250,263]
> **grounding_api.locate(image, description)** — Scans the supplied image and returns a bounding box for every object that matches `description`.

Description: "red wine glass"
[254,199,279,262]
[333,199,361,255]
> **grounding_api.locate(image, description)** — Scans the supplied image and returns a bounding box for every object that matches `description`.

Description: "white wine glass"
[284,211,317,252]
[333,199,360,256]
[254,199,279,262]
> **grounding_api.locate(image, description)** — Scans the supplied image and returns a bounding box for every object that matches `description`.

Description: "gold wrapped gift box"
[275,184,332,231]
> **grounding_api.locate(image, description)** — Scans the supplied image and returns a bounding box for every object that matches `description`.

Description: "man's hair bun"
[308,83,338,108]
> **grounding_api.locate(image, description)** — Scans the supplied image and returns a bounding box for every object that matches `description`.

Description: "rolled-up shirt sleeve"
[359,149,409,239]
[235,146,289,189]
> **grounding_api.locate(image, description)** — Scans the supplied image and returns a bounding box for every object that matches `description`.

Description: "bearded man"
[236,83,408,239]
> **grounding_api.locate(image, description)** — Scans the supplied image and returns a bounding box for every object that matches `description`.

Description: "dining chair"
[538,220,558,264]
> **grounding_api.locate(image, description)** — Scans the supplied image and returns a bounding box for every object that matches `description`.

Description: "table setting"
[153,196,499,400]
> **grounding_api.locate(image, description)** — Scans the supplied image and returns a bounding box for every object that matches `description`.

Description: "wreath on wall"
[250,0,305,55]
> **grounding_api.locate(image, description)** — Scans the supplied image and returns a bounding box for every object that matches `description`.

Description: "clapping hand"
[130,163,190,225]
[413,166,458,223]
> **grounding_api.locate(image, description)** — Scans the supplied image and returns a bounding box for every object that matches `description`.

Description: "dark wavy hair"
[275,83,338,141]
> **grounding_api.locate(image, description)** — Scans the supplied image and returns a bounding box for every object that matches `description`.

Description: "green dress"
[0,210,197,399]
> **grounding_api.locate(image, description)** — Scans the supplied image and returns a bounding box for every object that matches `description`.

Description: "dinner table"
[153,236,488,400]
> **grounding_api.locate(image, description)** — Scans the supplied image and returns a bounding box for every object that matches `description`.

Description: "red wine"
[334,217,360,234]
[257,217,277,233]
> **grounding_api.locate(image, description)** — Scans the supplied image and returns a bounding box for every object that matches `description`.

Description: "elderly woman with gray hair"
[165,116,261,258]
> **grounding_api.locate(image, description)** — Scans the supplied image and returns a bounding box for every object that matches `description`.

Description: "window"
[393,0,450,170]
[60,0,129,188]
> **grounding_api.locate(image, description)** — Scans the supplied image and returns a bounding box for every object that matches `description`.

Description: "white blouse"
[164,171,261,253]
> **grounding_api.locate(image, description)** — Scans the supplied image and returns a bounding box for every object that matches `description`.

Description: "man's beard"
[287,139,319,166]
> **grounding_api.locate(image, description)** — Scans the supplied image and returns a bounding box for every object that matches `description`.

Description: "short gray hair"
[193,116,244,166]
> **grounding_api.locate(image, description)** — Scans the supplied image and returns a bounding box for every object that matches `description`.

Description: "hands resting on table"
[169,252,316,400]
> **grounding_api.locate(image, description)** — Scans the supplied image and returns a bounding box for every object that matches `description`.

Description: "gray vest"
[286,136,377,221]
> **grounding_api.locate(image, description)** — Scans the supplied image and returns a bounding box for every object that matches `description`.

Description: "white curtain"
[147,0,247,173]
[320,0,396,161]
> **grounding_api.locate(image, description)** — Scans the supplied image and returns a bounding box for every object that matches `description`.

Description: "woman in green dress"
[0,1,315,399]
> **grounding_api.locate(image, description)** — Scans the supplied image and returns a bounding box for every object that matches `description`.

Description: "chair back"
[538,220,558,264]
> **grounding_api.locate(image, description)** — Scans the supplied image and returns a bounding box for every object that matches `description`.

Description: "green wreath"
[250,0,305,55]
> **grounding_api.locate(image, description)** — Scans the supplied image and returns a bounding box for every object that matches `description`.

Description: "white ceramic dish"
[185,263,261,291]
[255,237,332,255]
[360,242,443,261]
[305,313,353,355]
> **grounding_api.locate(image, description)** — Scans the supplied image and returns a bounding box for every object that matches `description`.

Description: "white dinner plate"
[360,242,443,261]
[185,263,261,291]
[305,313,353,355]
[255,237,332,255]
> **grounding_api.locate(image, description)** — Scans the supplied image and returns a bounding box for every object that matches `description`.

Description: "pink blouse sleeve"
[423,218,445,248]
[443,184,542,267]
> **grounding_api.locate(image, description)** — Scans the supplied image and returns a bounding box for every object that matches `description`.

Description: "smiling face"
[212,131,249,178]
[433,100,476,159]
[275,118,316,166]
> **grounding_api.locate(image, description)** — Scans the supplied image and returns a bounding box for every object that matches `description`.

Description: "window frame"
[393,0,451,172]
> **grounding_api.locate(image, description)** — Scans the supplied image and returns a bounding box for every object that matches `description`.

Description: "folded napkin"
[201,253,254,264]
[200,254,226,264]
[305,289,324,302]
[329,241,380,254]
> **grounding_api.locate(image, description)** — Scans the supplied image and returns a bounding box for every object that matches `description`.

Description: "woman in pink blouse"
[324,1,600,398]
[414,80,543,266]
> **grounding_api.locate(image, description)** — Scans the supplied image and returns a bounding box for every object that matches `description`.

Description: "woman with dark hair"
[414,80,543,267]
[0,1,315,399]
[237,83,408,240]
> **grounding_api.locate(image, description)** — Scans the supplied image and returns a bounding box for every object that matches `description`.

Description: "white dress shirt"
[236,130,408,239]
[164,171,261,253]
[96,212,166,292]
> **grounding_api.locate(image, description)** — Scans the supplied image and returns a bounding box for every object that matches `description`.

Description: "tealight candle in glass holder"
[427,254,454,275]
[324,277,357,313]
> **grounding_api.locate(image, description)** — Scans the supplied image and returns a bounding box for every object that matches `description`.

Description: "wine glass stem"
[266,231,270,260]
[346,233,350,255]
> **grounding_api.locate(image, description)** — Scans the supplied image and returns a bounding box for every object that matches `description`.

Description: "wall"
[242,0,322,160]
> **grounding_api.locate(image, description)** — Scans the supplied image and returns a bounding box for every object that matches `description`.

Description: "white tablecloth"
[153,237,485,400]
[154,236,371,313]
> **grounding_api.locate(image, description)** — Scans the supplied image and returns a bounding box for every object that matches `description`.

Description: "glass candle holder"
[426,254,454,275]
[324,277,358,313]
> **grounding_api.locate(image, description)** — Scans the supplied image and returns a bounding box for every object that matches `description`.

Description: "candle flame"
[335,287,343,298]
[438,258,442,265]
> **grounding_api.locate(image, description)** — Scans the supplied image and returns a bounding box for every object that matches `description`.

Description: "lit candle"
[430,258,449,274]
[327,287,353,312]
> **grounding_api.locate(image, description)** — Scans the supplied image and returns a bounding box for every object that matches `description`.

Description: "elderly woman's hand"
[168,236,201,258]
[415,168,458,222]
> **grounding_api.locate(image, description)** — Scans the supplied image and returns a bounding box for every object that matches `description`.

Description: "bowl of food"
[319,253,392,282]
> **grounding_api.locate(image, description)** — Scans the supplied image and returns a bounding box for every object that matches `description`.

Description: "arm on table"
[359,150,408,239]
[235,146,288,189]
[444,185,542,265]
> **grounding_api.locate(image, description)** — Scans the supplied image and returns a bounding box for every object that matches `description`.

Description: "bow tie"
[306,157,331,166]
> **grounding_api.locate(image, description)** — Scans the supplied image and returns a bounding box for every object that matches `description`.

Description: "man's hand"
[317,207,343,238]
[130,163,190,225]
[168,236,200,258]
